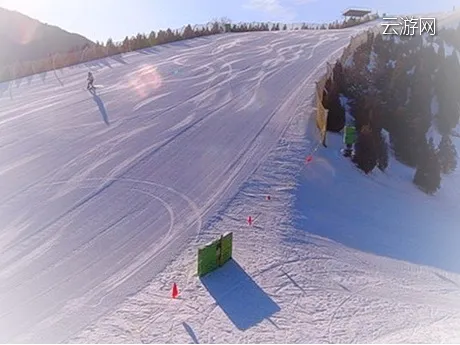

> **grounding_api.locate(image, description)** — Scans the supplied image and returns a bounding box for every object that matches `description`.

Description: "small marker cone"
[172,283,179,299]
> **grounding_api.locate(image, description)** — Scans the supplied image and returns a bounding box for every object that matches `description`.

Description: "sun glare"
[127,64,164,98]
[0,0,55,44]
[0,0,48,16]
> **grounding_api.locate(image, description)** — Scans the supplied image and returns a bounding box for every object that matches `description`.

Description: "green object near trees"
[197,232,233,277]
[344,125,357,145]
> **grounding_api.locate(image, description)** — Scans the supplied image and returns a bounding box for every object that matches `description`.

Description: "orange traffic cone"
[172,282,179,299]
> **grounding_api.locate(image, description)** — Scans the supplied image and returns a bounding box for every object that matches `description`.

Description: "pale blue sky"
[0,0,457,42]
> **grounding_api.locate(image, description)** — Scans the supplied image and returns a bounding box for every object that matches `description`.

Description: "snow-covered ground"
[69,24,460,344]
[0,26,375,342]
[2,17,460,343]
[69,82,460,344]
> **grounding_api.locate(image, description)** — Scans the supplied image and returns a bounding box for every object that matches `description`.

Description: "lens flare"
[127,64,163,98]
[0,6,39,45]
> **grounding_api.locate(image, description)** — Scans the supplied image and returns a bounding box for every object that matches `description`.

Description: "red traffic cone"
[247,216,253,226]
[171,283,179,299]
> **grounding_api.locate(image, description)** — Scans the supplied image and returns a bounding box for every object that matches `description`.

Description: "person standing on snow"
[87,71,95,90]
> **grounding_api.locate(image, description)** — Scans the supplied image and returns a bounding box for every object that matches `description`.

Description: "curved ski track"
[0,27,369,342]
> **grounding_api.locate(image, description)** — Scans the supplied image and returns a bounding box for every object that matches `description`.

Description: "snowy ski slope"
[69,31,460,343]
[69,26,460,343]
[71,131,460,344]
[0,22,381,342]
[67,15,460,344]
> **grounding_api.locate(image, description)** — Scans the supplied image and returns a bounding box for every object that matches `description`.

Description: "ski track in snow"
[0,27,368,343]
[2,19,459,343]
[69,20,460,344]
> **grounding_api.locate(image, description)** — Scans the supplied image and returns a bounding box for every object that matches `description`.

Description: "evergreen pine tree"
[435,52,460,134]
[413,138,441,194]
[148,31,157,45]
[353,125,377,174]
[325,83,346,132]
[165,28,176,42]
[122,36,130,52]
[105,38,116,55]
[332,61,345,93]
[437,135,457,174]
[183,25,194,39]
[156,30,166,44]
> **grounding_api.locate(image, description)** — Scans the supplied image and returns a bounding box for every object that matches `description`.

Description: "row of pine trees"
[0,15,377,83]
[323,28,460,194]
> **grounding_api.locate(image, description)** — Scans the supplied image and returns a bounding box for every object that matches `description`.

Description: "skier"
[87,71,95,90]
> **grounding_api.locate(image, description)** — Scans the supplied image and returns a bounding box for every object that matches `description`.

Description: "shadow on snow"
[110,55,128,65]
[90,89,109,125]
[84,54,129,71]
[0,81,11,97]
[292,131,460,274]
[137,47,159,55]
[200,259,280,331]
[182,322,199,343]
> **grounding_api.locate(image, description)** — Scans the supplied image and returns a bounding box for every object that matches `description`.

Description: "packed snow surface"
[70,109,460,344]
[1,18,459,343]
